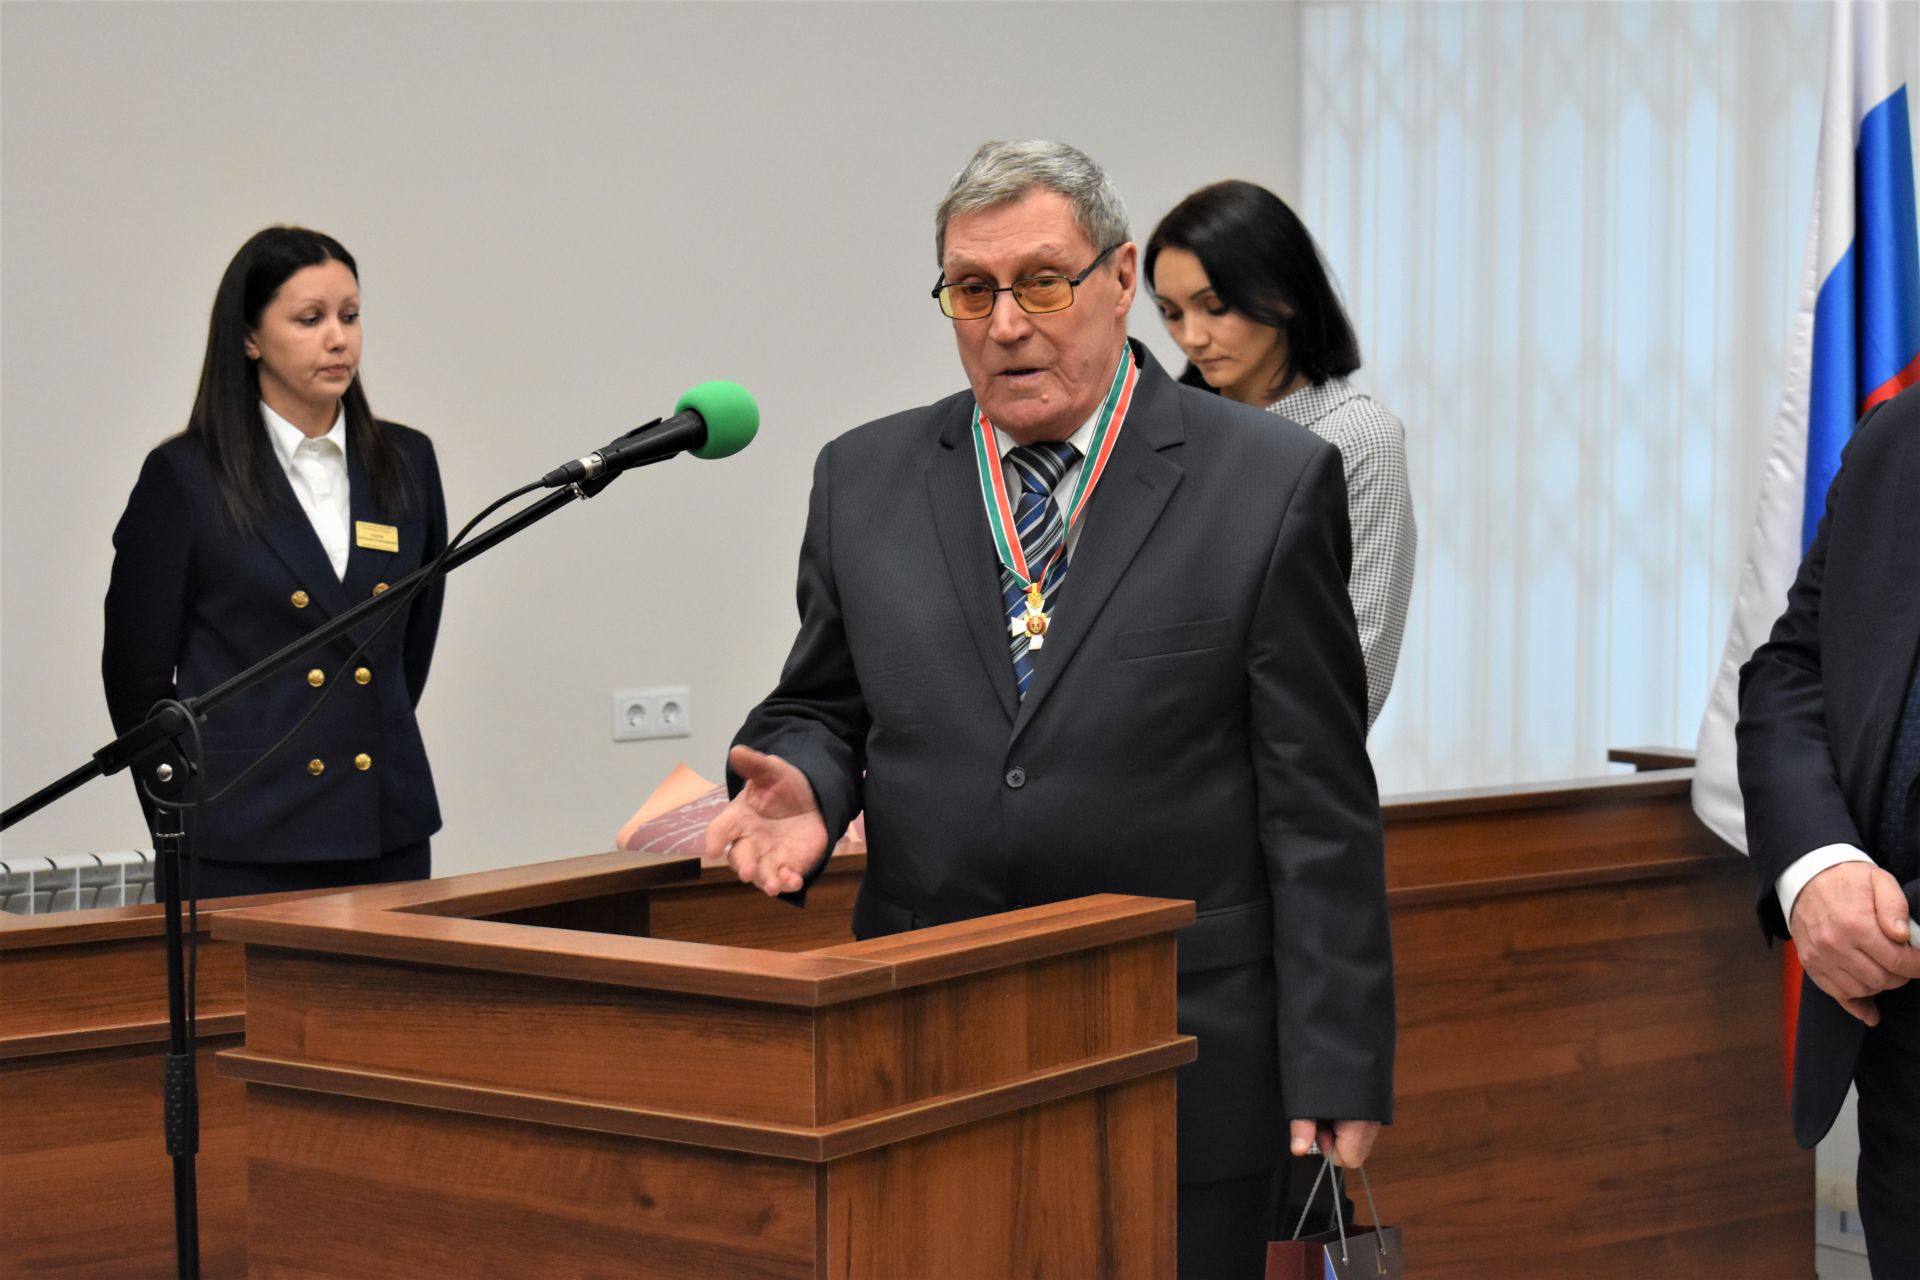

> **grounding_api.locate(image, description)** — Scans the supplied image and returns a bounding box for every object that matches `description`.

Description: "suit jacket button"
[354,753,372,771]
[372,582,389,595]
[291,590,310,608]
[1005,767,1027,789]
[307,758,326,777]
[307,668,325,688]
[354,667,373,685]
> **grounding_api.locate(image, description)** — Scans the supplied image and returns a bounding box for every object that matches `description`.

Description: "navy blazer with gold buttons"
[102,422,446,865]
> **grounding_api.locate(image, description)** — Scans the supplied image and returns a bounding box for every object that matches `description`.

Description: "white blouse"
[260,402,351,579]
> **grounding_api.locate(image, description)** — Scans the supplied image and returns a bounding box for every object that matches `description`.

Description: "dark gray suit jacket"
[1738,383,1920,1147]
[734,341,1395,1182]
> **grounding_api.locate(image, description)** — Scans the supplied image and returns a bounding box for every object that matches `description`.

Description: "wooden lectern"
[211,854,1195,1279]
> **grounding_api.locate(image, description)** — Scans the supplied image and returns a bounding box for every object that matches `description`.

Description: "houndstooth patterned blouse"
[1267,377,1416,730]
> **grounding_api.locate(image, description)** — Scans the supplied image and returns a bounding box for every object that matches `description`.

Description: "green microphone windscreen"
[676,380,759,459]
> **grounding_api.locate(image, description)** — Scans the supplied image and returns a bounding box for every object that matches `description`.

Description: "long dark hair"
[187,226,414,533]
[1144,180,1361,400]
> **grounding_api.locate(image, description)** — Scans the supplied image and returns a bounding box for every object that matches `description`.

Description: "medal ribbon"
[971,344,1138,591]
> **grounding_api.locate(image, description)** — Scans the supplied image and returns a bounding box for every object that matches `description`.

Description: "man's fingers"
[1798,876,1920,997]
[1327,1120,1378,1169]
[1839,993,1882,1026]
[1805,945,1907,1002]
[728,745,823,821]
[723,832,808,898]
[753,847,807,897]
[728,744,775,779]
[1287,1118,1318,1158]
[1875,874,1916,943]
[729,745,798,805]
[725,831,763,885]
[702,799,746,863]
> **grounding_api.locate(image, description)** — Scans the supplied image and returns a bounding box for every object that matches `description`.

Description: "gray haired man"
[709,140,1394,1277]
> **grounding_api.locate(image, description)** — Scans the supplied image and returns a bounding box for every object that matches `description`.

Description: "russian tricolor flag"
[1694,0,1920,1088]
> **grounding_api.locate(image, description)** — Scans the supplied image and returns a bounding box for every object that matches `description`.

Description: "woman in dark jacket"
[103,226,446,898]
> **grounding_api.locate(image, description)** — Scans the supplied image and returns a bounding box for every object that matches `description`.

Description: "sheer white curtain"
[1297,1,1827,794]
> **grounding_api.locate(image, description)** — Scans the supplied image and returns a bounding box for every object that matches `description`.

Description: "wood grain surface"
[6,771,1810,1277]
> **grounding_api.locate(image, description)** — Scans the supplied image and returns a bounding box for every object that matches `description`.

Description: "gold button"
[354,667,372,685]
[307,758,326,777]
[291,590,310,609]
[354,753,372,771]
[372,582,389,595]
[307,668,325,688]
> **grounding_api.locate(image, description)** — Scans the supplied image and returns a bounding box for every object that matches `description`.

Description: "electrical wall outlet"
[611,687,693,741]
[655,687,692,737]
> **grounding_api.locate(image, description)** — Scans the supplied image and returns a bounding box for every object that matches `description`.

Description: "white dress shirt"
[1776,844,1876,929]
[261,402,351,580]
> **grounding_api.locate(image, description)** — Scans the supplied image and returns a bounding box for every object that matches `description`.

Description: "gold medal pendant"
[1025,609,1049,650]
[1012,580,1051,650]
[1010,604,1050,649]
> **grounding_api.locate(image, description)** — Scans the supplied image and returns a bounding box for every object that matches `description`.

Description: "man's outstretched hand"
[704,745,831,896]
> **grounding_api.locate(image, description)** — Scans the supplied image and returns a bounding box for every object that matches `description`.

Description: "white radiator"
[0,850,155,915]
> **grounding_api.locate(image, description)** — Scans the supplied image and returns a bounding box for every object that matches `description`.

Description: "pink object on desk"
[616,764,866,865]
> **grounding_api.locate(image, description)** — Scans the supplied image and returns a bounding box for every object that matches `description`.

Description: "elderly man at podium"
[707,139,1394,1278]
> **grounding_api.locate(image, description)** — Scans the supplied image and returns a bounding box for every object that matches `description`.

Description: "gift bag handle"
[1288,1156,1394,1273]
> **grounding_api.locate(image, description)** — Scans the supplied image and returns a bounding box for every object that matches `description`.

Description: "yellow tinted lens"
[1013,277,1073,314]
[943,284,995,318]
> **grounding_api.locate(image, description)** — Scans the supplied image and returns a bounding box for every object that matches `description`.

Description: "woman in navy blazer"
[103,226,446,899]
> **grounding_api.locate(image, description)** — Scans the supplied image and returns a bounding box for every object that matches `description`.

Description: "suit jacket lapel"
[927,400,1021,724]
[341,435,384,604]
[1011,342,1185,743]
[255,453,351,619]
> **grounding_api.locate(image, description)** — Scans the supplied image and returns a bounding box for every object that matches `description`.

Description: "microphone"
[541,380,759,488]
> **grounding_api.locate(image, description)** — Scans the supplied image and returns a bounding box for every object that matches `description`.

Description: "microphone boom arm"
[2,469,618,833]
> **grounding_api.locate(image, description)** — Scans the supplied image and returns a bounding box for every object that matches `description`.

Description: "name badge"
[355,521,400,553]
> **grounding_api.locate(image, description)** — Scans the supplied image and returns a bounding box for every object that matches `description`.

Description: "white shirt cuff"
[1775,844,1876,933]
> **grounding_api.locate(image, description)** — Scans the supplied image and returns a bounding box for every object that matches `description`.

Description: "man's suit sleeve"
[1736,412,1878,939]
[729,440,869,862]
[1249,440,1396,1121]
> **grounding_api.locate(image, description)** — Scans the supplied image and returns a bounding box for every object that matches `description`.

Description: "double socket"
[611,687,692,741]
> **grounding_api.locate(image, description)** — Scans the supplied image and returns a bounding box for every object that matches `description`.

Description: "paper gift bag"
[1264,1224,1402,1280]
[1265,1158,1402,1280]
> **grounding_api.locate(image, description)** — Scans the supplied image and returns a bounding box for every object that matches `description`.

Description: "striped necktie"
[1001,440,1079,699]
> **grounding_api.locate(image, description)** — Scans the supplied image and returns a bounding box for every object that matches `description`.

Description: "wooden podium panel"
[213,862,1193,1279]
[6,765,1812,1277]
[0,893,317,1280]
[1371,770,1812,1277]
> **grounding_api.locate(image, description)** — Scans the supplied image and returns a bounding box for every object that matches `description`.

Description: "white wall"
[0,1,1301,872]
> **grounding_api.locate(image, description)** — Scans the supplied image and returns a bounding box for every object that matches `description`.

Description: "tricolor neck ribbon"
[971,344,1137,591]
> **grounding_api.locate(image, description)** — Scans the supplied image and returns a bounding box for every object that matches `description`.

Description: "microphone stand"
[1,465,631,1279]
